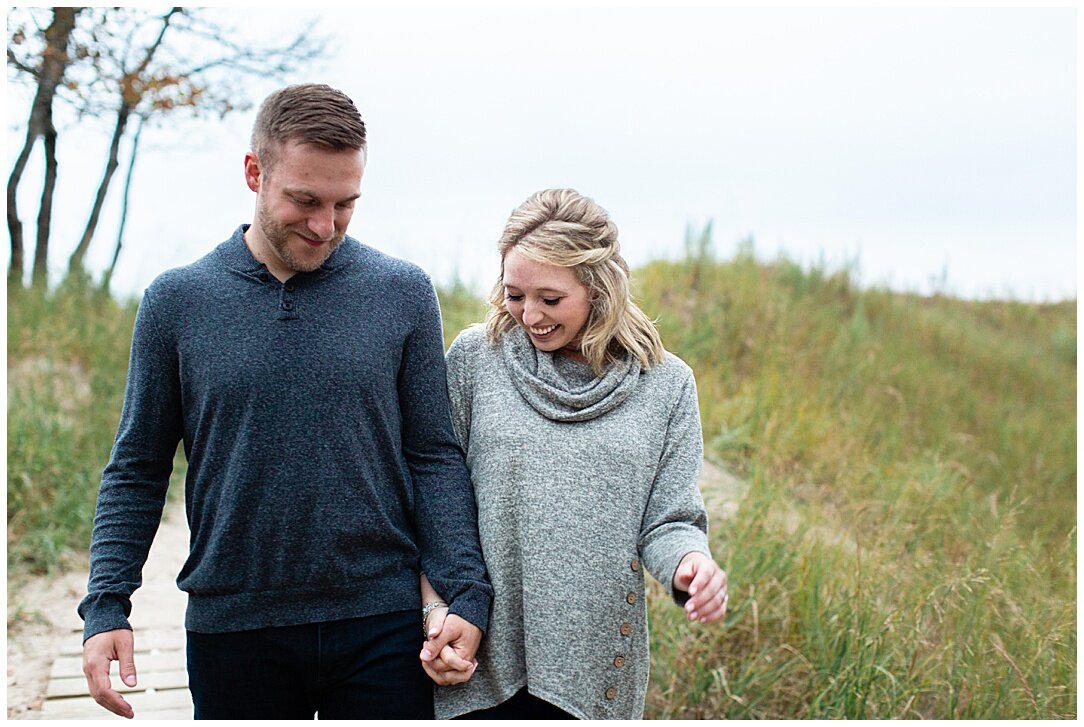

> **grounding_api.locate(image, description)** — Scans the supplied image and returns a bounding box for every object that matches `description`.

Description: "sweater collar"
[216,224,361,278]
[500,326,641,422]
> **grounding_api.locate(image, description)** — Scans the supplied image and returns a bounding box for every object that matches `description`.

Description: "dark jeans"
[186,609,433,720]
[459,688,577,720]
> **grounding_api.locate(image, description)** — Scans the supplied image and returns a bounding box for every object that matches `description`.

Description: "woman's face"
[502,247,592,359]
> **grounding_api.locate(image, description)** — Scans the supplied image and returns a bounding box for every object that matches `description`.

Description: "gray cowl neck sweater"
[500,326,641,422]
[436,325,711,720]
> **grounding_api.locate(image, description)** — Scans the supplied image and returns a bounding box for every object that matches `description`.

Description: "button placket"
[279,279,299,318]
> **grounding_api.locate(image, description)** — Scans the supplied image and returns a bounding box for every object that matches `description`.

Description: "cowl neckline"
[499,326,641,422]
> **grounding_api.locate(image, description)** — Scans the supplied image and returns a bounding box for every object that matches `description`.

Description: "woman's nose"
[522,304,545,327]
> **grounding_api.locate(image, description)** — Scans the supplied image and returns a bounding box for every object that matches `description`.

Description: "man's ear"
[243,152,262,193]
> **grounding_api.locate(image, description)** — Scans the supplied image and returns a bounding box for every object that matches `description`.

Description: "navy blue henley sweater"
[78,226,492,640]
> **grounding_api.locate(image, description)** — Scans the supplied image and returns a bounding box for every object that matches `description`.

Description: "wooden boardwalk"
[40,500,192,720]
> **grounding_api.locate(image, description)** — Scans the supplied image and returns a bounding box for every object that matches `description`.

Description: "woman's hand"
[672,551,729,623]
[418,574,478,685]
[420,608,479,685]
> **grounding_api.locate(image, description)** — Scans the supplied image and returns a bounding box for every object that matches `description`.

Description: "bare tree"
[6,7,83,287]
[7,7,326,289]
[101,113,144,294]
[65,7,325,280]
[66,7,181,277]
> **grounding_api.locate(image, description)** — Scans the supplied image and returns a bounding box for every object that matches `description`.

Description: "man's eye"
[293,197,316,207]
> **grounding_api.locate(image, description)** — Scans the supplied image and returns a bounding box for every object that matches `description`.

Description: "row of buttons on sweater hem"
[604,556,643,702]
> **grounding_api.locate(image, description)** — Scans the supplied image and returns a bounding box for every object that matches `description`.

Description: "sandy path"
[7,496,190,720]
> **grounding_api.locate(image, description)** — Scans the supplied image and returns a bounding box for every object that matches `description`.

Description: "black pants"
[186,610,433,719]
[459,688,577,720]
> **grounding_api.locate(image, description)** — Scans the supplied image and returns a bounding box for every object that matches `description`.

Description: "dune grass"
[7,280,185,588]
[8,281,138,580]
[631,243,1075,718]
[6,247,1075,717]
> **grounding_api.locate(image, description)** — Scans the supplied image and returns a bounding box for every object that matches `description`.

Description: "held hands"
[419,608,481,686]
[673,551,729,623]
[82,629,137,719]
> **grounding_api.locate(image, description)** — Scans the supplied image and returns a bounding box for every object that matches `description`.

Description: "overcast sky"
[6,6,1077,301]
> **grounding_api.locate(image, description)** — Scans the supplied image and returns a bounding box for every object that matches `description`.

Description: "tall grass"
[438,275,489,349]
[8,281,136,580]
[632,240,1075,718]
[7,281,185,586]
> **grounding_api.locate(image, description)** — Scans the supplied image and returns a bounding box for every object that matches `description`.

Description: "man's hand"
[82,629,137,719]
[418,612,481,686]
[673,551,729,623]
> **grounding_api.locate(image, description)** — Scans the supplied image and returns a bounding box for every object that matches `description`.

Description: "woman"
[420,189,728,720]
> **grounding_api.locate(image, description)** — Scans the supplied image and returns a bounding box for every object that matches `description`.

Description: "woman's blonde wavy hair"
[485,188,665,375]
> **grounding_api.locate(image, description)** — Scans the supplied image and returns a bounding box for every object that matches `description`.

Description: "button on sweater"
[434,325,711,720]
[79,226,492,640]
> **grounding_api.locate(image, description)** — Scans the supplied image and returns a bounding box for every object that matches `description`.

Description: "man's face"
[244,140,364,278]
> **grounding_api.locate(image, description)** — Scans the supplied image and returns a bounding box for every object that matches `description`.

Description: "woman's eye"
[505,294,524,302]
[543,298,561,306]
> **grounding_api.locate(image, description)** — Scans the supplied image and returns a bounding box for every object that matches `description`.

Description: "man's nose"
[308,207,335,240]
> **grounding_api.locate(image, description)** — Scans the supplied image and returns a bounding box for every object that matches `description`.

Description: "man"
[78,83,492,719]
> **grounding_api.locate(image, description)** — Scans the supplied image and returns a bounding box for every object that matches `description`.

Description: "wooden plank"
[50,650,186,679]
[47,669,188,698]
[135,707,194,720]
[58,628,187,656]
[41,688,192,719]
[55,593,186,633]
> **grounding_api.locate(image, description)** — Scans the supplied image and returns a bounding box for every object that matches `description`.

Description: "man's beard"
[256,202,345,273]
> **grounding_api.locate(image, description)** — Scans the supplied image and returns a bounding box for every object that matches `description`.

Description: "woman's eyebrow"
[503,282,569,296]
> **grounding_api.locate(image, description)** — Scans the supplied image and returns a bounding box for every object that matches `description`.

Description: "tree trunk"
[7,128,35,288]
[67,7,178,277]
[7,7,80,287]
[68,102,130,275]
[32,116,59,288]
[102,115,144,294]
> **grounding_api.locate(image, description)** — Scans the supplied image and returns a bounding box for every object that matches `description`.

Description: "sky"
[5,6,1078,302]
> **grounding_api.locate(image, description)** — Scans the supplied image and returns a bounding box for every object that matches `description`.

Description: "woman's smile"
[527,323,559,339]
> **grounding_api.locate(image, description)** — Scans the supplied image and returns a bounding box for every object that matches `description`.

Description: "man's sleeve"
[444,331,473,453]
[77,291,183,642]
[399,276,492,631]
[638,369,712,605]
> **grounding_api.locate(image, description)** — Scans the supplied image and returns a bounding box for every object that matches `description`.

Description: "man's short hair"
[251,83,367,172]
